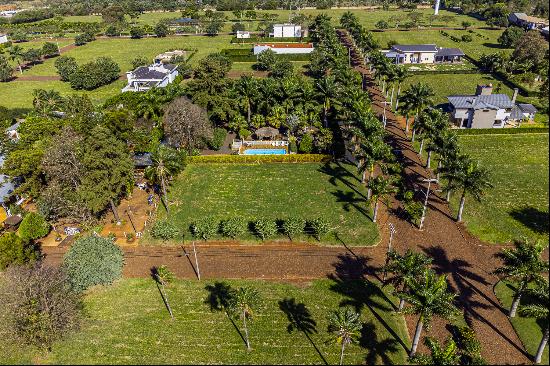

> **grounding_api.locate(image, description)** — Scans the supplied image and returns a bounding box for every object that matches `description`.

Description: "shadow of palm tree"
[330,189,370,219]
[328,254,409,352]
[204,281,247,348]
[150,266,172,317]
[509,206,549,235]
[279,298,328,365]
[360,321,401,365]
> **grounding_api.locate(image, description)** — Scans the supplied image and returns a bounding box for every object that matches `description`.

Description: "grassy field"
[152,162,380,246]
[63,8,487,30]
[494,281,549,365]
[0,278,410,364]
[449,133,549,244]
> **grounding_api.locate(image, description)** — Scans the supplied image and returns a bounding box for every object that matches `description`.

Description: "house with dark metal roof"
[382,44,465,64]
[508,13,549,30]
[122,62,178,92]
[447,84,537,128]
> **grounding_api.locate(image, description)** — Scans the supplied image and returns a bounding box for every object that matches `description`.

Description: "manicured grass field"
[494,281,549,365]
[0,79,127,109]
[450,133,549,244]
[63,8,487,30]
[153,162,380,246]
[0,278,410,364]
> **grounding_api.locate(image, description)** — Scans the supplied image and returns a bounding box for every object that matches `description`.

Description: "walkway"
[336,29,531,364]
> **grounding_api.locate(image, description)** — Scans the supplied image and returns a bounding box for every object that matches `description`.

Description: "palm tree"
[383,249,433,311]
[432,130,459,182]
[152,265,175,319]
[410,337,461,365]
[228,287,261,351]
[8,45,25,74]
[494,239,549,318]
[397,95,415,134]
[32,89,64,116]
[449,157,493,222]
[399,269,459,357]
[144,145,185,216]
[519,280,549,364]
[234,75,258,126]
[394,66,409,111]
[316,75,339,128]
[327,307,362,365]
[367,176,396,222]
[438,152,468,202]
[401,83,434,140]
[418,109,449,165]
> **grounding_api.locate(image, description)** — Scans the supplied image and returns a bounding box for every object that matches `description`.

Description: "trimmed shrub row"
[407,69,480,75]
[151,217,332,242]
[188,154,332,164]
[454,127,549,135]
[220,48,311,62]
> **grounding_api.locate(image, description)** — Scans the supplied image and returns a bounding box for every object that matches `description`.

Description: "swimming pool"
[243,148,287,155]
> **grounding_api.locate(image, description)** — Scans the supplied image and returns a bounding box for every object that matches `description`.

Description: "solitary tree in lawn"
[448,157,493,222]
[384,249,432,311]
[367,176,396,222]
[493,239,548,318]
[8,45,25,74]
[399,269,459,357]
[144,145,186,216]
[519,280,549,364]
[228,287,261,351]
[327,307,362,365]
[234,75,258,126]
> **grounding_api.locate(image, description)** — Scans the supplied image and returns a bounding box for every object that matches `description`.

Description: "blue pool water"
[243,148,287,155]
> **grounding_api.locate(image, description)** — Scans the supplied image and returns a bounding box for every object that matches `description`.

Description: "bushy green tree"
[255,49,277,71]
[253,219,278,240]
[309,217,330,240]
[0,232,40,270]
[299,133,313,153]
[130,27,145,39]
[151,220,180,241]
[41,42,59,58]
[69,57,120,90]
[0,55,13,82]
[220,217,247,239]
[155,22,168,37]
[131,56,149,69]
[63,235,124,292]
[18,212,50,241]
[191,217,219,240]
[498,26,524,48]
[55,55,78,81]
[375,20,389,29]
[282,216,305,240]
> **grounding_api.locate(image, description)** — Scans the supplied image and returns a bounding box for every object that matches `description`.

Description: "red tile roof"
[255,43,313,48]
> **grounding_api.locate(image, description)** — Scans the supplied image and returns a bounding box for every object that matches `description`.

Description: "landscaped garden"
[451,133,549,244]
[151,162,380,246]
[0,278,410,365]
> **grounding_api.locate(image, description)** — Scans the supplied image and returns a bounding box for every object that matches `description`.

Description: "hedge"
[454,127,549,135]
[230,36,311,44]
[188,154,332,164]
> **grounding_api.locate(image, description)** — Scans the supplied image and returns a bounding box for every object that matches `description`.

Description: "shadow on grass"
[509,206,549,236]
[150,267,173,318]
[360,321,401,365]
[328,254,408,353]
[279,298,328,365]
[204,281,248,348]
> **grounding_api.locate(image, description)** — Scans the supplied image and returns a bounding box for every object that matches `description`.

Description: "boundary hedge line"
[230,36,311,44]
[454,127,549,135]
[220,48,311,62]
[188,154,332,163]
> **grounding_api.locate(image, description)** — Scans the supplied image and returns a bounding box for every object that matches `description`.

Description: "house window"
[493,120,502,126]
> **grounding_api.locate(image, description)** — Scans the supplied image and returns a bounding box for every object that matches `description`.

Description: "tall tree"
[400,269,459,357]
[327,307,362,365]
[384,249,433,311]
[8,45,25,74]
[234,75,258,126]
[519,280,549,364]
[144,145,186,216]
[400,83,434,140]
[494,239,549,318]
[163,96,212,153]
[32,89,64,116]
[228,287,261,351]
[79,126,134,223]
[316,75,339,127]
[367,176,396,222]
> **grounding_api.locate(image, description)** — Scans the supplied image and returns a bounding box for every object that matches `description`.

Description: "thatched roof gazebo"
[254,127,279,140]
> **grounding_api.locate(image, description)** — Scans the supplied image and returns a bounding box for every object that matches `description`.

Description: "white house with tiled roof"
[122,62,178,92]
[382,44,465,64]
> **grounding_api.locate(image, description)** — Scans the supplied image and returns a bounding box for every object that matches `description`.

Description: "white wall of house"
[253,45,313,55]
[273,24,301,38]
[0,34,8,44]
[236,31,250,38]
[402,52,436,64]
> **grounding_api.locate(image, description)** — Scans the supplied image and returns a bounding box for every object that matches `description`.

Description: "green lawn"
[0,79,127,109]
[449,133,549,244]
[0,278,410,364]
[494,281,549,365]
[152,162,380,246]
[403,73,516,105]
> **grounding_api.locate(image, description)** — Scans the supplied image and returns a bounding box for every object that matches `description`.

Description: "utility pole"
[381,101,390,128]
[419,178,438,230]
[434,0,441,15]
[382,223,396,282]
